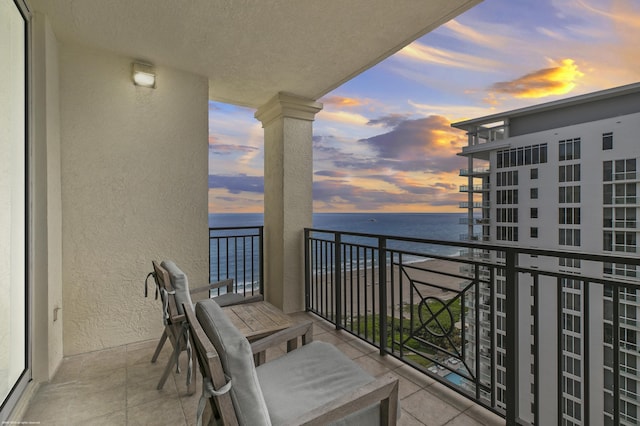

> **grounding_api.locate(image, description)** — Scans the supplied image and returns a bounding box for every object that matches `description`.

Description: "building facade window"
[497,189,518,204]
[604,262,637,278]
[530,188,538,199]
[603,207,637,228]
[531,227,538,238]
[497,226,519,241]
[602,132,613,150]
[603,183,637,205]
[560,257,581,268]
[531,168,538,179]
[559,186,581,203]
[559,228,581,246]
[559,164,581,182]
[496,170,518,186]
[559,208,581,224]
[559,138,581,161]
[497,208,518,223]
[604,159,637,181]
[497,143,548,168]
[531,207,538,218]
[603,231,637,253]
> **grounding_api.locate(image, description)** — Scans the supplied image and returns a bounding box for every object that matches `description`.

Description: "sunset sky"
[208,0,640,213]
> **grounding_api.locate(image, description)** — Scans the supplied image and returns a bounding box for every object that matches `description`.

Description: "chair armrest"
[232,294,264,304]
[283,374,399,426]
[190,278,234,295]
[250,321,314,355]
[169,313,186,324]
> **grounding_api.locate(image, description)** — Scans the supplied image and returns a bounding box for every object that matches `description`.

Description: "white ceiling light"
[132,62,156,88]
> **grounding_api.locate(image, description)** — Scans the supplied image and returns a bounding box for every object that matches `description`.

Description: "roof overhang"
[452,81,640,133]
[28,0,480,108]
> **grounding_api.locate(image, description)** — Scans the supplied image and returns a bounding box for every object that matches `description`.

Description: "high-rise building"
[452,82,640,425]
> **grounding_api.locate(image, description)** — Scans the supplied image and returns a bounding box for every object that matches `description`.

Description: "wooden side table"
[222,301,292,342]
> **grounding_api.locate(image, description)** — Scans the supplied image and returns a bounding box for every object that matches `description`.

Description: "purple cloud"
[209,174,264,194]
[366,113,412,128]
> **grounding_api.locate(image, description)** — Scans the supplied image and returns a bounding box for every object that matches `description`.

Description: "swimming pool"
[444,372,465,386]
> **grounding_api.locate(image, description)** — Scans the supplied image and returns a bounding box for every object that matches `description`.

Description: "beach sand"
[309,257,472,316]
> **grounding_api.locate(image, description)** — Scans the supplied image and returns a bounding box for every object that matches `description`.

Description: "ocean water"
[209,213,470,281]
[209,212,468,242]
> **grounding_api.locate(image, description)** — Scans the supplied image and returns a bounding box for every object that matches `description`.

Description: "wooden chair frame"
[149,260,259,394]
[183,302,399,426]
[150,261,198,394]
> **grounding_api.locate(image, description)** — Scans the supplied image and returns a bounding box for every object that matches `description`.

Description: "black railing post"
[505,248,519,425]
[613,285,620,426]
[259,226,264,295]
[304,228,310,311]
[378,237,387,356]
[335,233,342,329]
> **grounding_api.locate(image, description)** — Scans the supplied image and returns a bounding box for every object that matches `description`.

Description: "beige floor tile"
[353,353,392,376]
[376,353,406,370]
[44,367,127,398]
[64,385,127,424]
[443,413,488,426]
[394,364,436,388]
[463,404,506,426]
[399,410,426,426]
[20,391,71,424]
[127,353,178,386]
[127,396,187,426]
[68,409,127,426]
[127,374,179,408]
[179,389,202,426]
[20,312,508,426]
[172,366,201,397]
[424,382,474,413]
[394,373,423,400]
[126,338,172,367]
[402,389,462,426]
[343,336,379,355]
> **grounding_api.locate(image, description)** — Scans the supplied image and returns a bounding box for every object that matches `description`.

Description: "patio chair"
[184,298,400,426]
[146,260,262,394]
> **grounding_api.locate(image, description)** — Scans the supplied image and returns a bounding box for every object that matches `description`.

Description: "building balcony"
[459,167,491,177]
[459,201,491,209]
[459,184,491,193]
[459,217,490,225]
[25,224,640,425]
[20,312,504,426]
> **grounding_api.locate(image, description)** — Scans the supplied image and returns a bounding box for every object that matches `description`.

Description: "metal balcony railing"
[460,167,490,176]
[460,184,491,192]
[209,226,263,297]
[304,227,640,425]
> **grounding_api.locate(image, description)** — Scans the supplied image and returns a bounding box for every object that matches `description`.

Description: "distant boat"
[368,218,377,222]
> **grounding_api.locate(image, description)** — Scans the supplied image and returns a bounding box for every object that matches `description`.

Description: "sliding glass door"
[0,0,29,420]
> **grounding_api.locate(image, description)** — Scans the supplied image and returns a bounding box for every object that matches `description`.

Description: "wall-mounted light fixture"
[132,62,156,88]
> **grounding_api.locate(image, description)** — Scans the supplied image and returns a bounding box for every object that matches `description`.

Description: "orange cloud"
[322,95,365,107]
[316,110,370,126]
[490,59,584,99]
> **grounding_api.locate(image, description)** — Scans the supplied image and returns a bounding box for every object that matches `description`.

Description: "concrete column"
[255,93,322,313]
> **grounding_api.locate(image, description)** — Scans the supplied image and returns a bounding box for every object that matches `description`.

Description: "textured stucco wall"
[59,43,209,355]
[31,12,63,381]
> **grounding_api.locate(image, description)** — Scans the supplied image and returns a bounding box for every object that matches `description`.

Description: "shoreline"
[309,257,471,316]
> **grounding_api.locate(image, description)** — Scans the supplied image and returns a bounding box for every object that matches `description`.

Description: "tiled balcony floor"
[21,313,504,425]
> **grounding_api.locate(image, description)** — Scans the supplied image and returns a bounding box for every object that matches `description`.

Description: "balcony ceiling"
[29,0,480,108]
